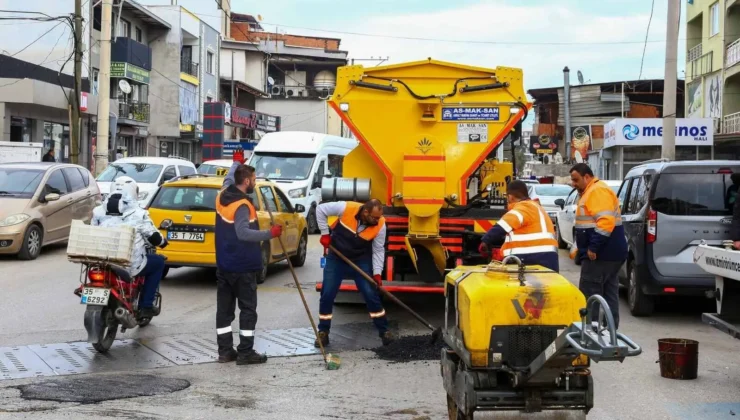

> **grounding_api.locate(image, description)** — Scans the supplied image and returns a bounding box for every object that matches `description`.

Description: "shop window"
[135,138,146,156]
[178,142,191,161]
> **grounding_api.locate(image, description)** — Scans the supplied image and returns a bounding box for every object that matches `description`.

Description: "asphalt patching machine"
[694,241,740,340]
[441,257,642,419]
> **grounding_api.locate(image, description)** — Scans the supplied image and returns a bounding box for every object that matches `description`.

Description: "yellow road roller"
[441,256,642,419]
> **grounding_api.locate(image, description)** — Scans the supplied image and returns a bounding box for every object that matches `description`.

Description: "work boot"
[381,331,395,346]
[138,307,157,319]
[218,348,238,363]
[236,350,267,365]
[314,331,329,348]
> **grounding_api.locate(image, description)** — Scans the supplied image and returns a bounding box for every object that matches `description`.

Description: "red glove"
[233,148,245,164]
[320,234,331,254]
[373,274,382,288]
[492,248,504,261]
[478,242,489,258]
[270,224,283,238]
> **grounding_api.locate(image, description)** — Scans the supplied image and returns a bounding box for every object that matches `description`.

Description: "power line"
[5,20,66,57]
[0,24,70,89]
[639,0,656,80]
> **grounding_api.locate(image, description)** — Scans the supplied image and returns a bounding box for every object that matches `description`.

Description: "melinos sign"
[603,118,714,148]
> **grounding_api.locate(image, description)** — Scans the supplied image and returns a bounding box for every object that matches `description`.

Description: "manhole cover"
[17,374,190,403]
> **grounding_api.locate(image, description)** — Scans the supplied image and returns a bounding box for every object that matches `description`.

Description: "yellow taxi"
[147,174,308,283]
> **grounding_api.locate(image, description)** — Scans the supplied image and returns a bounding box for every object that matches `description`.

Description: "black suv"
[618,160,740,316]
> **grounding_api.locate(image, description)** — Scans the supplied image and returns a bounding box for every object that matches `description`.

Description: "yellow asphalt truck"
[319,58,524,294]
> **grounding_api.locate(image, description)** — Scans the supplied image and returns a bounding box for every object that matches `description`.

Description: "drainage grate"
[253,328,321,357]
[28,340,175,375]
[0,346,55,380]
[139,336,218,366]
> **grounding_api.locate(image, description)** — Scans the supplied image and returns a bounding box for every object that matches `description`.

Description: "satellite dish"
[267,76,275,86]
[577,70,584,85]
[575,151,584,163]
[118,79,132,94]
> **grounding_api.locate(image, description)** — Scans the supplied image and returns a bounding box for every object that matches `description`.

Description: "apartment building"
[147,5,220,163]
[220,13,348,144]
[686,0,740,157]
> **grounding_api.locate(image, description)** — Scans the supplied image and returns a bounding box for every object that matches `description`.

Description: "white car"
[96,156,197,207]
[554,180,622,250]
[531,184,573,222]
[197,159,235,175]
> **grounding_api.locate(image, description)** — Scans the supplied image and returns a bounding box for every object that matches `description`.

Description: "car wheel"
[18,224,43,260]
[290,230,308,267]
[257,245,269,284]
[307,207,319,234]
[628,262,654,316]
[556,224,568,249]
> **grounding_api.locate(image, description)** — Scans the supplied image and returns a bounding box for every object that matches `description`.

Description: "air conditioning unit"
[271,85,283,96]
[286,71,307,97]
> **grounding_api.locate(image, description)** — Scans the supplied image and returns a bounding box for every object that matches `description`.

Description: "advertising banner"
[603,118,714,148]
[570,125,592,161]
[529,134,559,154]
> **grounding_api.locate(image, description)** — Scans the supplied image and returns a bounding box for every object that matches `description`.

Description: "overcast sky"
[1,0,688,116]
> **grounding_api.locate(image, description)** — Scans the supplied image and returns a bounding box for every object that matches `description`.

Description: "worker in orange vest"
[478,180,559,272]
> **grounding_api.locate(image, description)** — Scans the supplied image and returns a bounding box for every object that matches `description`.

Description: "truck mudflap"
[315,279,444,294]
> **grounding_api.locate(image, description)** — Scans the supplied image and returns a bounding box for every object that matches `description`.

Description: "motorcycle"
[73,248,166,353]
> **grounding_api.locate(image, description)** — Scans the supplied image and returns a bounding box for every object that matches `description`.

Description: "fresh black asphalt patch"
[16,374,190,404]
[371,335,444,363]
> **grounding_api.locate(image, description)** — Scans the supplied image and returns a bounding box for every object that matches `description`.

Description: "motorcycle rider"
[91,176,168,319]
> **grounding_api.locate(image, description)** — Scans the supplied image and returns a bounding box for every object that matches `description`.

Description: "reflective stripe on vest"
[575,179,622,236]
[330,202,385,240]
[216,192,257,224]
[501,200,558,256]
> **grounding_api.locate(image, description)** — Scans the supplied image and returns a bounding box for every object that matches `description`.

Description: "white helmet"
[111,176,138,199]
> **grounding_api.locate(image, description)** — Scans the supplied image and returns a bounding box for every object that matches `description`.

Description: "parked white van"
[247,131,358,233]
[96,156,197,207]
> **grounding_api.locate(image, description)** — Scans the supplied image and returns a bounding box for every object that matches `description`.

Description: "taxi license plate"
[81,287,110,306]
[168,231,205,242]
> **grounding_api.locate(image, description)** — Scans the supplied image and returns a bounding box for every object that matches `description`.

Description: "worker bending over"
[570,163,627,329]
[478,180,559,272]
[315,199,395,347]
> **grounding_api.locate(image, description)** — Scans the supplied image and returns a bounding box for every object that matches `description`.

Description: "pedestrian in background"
[214,152,282,365]
[569,163,627,328]
[42,148,55,162]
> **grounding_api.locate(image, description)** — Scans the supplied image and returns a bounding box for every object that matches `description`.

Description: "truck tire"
[628,262,654,316]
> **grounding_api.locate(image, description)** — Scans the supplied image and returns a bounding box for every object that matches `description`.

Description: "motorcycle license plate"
[81,287,110,306]
[167,231,204,242]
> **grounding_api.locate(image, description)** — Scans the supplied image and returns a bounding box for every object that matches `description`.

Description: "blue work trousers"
[318,253,388,335]
[138,254,165,308]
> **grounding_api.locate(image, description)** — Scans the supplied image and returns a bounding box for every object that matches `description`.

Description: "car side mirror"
[554,198,565,209]
[295,204,306,213]
[44,193,60,202]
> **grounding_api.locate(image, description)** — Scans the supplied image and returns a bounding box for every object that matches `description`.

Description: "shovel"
[328,245,442,344]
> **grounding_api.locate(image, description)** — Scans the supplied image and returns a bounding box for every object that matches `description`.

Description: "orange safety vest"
[330,202,385,261]
[331,202,385,240]
[497,200,558,256]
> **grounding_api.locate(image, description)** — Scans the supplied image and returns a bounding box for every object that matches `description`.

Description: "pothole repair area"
[371,335,445,363]
[16,374,190,404]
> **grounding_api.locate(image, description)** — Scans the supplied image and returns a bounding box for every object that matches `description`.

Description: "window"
[162,166,177,183]
[565,190,578,206]
[45,170,69,196]
[633,175,650,212]
[626,178,641,215]
[93,6,101,31]
[135,27,142,43]
[92,69,99,96]
[178,166,196,176]
[327,154,344,177]
[118,19,130,38]
[710,2,720,37]
[0,168,44,197]
[251,153,316,180]
[535,184,573,197]
[259,186,279,213]
[178,142,191,161]
[206,96,214,103]
[313,160,325,188]
[275,188,294,213]
[151,187,219,211]
[617,180,630,212]
[78,168,91,187]
[207,51,214,74]
[62,167,86,192]
[652,173,733,216]
[97,163,163,183]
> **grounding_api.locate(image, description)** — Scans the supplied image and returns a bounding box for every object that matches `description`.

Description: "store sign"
[442,107,500,121]
[80,92,88,112]
[529,134,559,154]
[230,107,280,132]
[110,62,151,84]
[604,118,714,148]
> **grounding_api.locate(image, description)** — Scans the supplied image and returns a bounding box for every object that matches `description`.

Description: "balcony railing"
[111,37,152,71]
[119,101,150,124]
[688,51,713,79]
[688,43,703,62]
[728,39,740,69]
[180,59,199,77]
[722,112,740,134]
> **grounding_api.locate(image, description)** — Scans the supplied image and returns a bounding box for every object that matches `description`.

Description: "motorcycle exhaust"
[114,307,139,329]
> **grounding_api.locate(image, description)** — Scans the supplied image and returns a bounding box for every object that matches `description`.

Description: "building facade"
[221,13,348,141]
[147,5,220,163]
[686,0,740,157]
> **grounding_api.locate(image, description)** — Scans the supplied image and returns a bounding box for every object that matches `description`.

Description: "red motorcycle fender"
[84,306,107,344]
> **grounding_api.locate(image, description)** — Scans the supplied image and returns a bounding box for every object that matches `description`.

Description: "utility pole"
[662,0,680,161]
[70,0,83,165]
[95,0,113,176]
[563,67,572,161]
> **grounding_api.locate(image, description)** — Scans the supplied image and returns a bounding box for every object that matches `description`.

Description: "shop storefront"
[202,102,280,161]
[604,118,714,179]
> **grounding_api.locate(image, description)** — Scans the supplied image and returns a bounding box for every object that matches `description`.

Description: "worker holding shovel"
[315,199,395,347]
